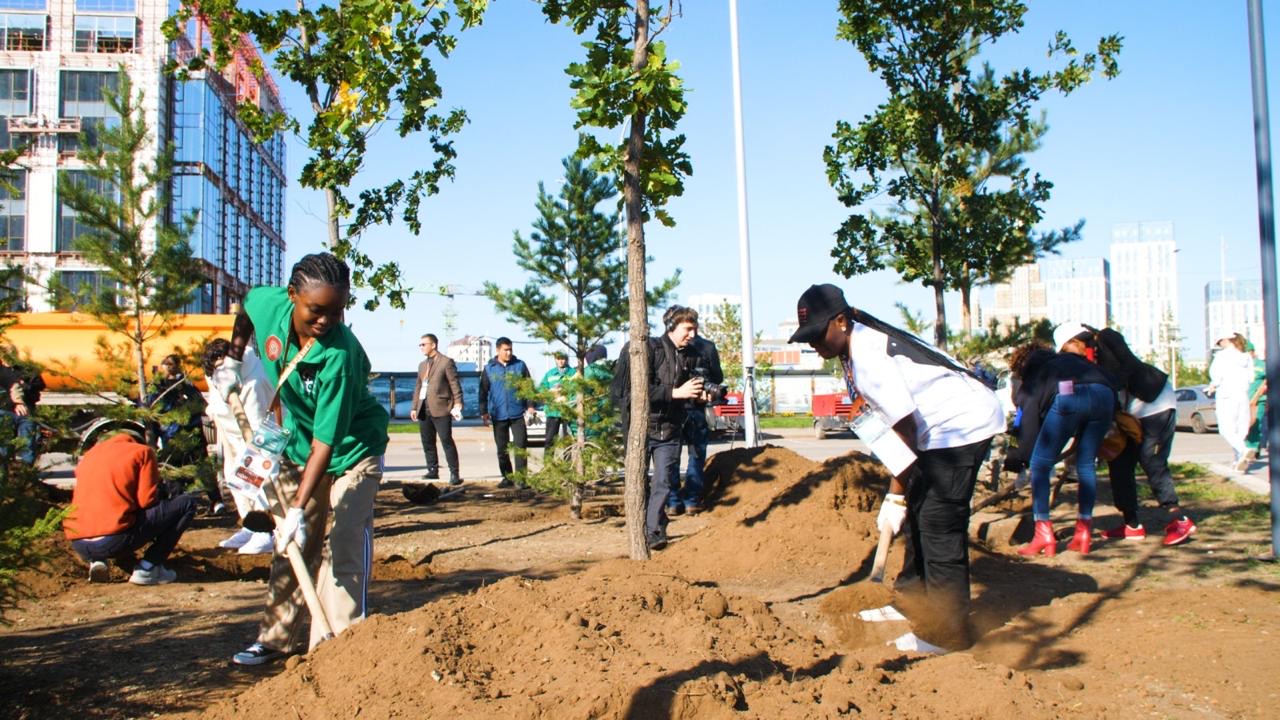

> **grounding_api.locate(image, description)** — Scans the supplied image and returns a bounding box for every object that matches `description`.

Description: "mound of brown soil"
[656,446,891,593]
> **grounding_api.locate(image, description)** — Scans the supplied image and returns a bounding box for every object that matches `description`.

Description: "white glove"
[877,493,908,536]
[209,357,243,401]
[275,506,306,552]
[450,406,462,422]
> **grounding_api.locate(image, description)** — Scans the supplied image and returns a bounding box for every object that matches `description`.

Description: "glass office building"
[0,0,285,312]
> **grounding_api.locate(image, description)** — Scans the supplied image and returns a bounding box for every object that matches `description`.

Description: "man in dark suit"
[411,333,465,485]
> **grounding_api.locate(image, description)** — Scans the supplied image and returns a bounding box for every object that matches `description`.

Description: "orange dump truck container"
[4,312,236,391]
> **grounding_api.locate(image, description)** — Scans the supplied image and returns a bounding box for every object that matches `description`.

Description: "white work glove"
[275,506,306,552]
[450,406,463,422]
[209,357,243,401]
[877,493,908,536]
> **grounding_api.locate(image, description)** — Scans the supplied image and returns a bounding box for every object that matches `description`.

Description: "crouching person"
[64,431,197,585]
[789,284,1005,654]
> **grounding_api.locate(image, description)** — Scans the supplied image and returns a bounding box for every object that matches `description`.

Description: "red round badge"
[265,335,283,361]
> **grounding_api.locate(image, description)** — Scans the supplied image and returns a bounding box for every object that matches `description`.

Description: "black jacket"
[611,335,689,442]
[1006,351,1118,468]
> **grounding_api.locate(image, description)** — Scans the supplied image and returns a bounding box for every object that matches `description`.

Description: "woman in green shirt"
[219,253,390,666]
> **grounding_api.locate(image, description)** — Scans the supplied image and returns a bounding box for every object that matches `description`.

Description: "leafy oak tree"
[51,68,204,404]
[542,0,691,558]
[484,149,677,518]
[165,0,488,310]
[824,0,1121,347]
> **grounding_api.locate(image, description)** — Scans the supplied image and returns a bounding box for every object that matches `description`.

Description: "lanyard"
[268,337,316,422]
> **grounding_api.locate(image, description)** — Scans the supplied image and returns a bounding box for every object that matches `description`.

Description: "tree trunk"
[623,0,652,561]
[932,230,947,349]
[571,357,586,520]
[960,278,973,335]
[325,188,341,251]
[134,305,147,405]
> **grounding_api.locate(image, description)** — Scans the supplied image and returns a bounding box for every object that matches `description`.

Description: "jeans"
[904,437,992,650]
[71,494,198,567]
[670,408,709,509]
[0,409,36,465]
[1110,408,1179,513]
[417,411,459,477]
[1028,383,1115,521]
[644,439,681,540]
[492,416,528,480]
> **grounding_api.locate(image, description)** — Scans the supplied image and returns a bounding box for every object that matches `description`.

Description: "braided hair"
[288,252,350,294]
[202,338,231,375]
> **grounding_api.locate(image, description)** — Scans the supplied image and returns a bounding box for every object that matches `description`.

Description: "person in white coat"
[202,339,275,554]
[1207,333,1254,471]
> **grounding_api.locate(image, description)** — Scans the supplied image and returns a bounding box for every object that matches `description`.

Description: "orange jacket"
[63,434,160,540]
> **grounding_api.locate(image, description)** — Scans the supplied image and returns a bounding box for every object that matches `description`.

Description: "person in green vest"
[538,352,575,452]
[213,252,390,667]
[1245,340,1268,463]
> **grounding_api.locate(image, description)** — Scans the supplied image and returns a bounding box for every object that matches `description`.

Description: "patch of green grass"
[1175,479,1257,505]
[388,422,420,434]
[758,415,815,429]
[1168,461,1209,479]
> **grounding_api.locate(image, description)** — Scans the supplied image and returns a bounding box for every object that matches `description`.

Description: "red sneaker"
[1101,523,1146,541]
[1163,518,1197,546]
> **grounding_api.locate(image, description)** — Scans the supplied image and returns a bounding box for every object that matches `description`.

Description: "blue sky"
[261,1,1280,373]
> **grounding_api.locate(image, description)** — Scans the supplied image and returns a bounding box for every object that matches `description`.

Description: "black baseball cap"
[788,284,850,343]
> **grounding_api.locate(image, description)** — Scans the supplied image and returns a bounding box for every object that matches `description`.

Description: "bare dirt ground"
[3,446,1278,719]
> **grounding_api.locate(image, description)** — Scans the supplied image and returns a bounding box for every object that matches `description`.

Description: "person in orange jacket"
[64,431,197,585]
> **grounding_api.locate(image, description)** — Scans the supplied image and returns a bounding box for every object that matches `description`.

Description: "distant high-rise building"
[0,0,286,313]
[1205,279,1266,356]
[449,335,493,369]
[1041,257,1110,329]
[1110,221,1178,359]
[985,264,1048,331]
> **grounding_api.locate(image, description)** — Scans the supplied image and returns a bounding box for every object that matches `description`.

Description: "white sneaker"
[238,532,275,555]
[219,527,254,549]
[129,564,177,586]
[88,560,109,583]
[858,604,907,623]
[888,631,947,655]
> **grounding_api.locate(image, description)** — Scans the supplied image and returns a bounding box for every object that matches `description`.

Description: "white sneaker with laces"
[219,527,254,549]
[88,560,109,583]
[889,631,948,655]
[129,564,177,586]
[233,642,286,666]
[237,532,275,555]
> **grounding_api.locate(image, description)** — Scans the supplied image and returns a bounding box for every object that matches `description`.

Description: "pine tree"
[484,148,677,518]
[50,66,204,404]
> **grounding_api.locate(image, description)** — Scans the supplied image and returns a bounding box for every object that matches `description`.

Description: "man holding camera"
[612,306,708,550]
[669,308,724,516]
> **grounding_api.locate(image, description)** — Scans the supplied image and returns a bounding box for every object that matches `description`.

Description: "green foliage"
[825,0,1120,345]
[1178,364,1210,388]
[483,149,678,359]
[946,316,1054,366]
[166,1,489,310]
[0,507,66,623]
[49,67,204,404]
[701,301,773,407]
[542,2,691,228]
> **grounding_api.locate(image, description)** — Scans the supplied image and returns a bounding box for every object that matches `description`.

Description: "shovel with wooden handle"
[226,393,335,641]
[868,526,893,583]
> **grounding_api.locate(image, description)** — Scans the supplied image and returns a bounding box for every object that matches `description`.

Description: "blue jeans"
[670,408,709,509]
[1028,383,1115,521]
[0,409,36,465]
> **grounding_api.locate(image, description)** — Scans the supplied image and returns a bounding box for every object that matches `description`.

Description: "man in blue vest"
[479,337,535,488]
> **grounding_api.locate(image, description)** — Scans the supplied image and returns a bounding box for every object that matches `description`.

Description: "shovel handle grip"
[869,526,893,583]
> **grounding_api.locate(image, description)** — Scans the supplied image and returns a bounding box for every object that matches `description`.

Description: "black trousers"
[544,416,568,449]
[905,437,992,650]
[70,494,198,567]
[644,439,681,540]
[1109,408,1179,515]
[418,409,459,476]
[492,416,528,479]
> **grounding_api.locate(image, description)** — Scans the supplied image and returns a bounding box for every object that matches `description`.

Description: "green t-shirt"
[243,287,389,474]
[539,366,576,418]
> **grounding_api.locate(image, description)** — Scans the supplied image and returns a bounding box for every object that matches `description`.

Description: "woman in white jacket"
[202,340,276,553]
[1208,333,1254,471]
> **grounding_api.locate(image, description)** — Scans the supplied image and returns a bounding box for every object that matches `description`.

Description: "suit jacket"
[412,353,463,418]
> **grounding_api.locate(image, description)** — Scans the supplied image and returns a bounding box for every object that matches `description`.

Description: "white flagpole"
[728,0,759,448]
